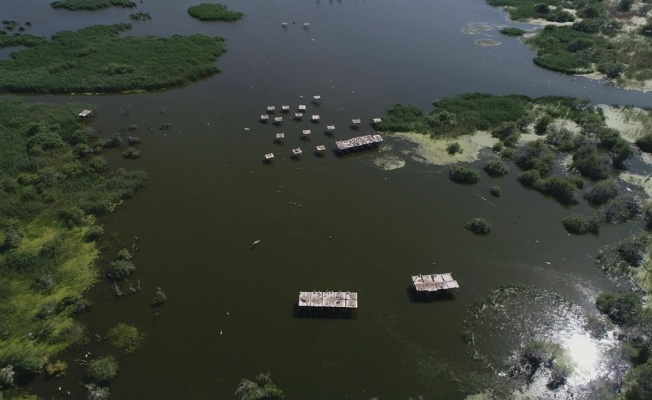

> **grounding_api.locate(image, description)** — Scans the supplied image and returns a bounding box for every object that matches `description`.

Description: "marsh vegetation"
[0,24,227,93]
[51,0,136,11]
[187,3,245,22]
[489,0,652,89]
[0,97,146,393]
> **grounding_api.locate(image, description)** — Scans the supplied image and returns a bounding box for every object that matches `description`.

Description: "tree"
[562,213,600,234]
[584,180,619,205]
[449,166,480,184]
[596,292,642,326]
[108,260,135,280]
[107,323,144,353]
[87,356,119,383]
[483,160,509,177]
[623,359,652,400]
[235,372,284,400]
[446,141,462,155]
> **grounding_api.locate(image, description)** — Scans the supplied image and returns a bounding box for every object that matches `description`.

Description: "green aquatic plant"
[187,3,244,22]
[87,355,119,383]
[235,372,284,400]
[464,218,491,235]
[0,24,227,93]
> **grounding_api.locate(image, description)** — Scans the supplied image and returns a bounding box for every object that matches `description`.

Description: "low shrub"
[446,141,462,155]
[464,218,491,235]
[87,355,119,383]
[490,185,501,197]
[500,27,526,37]
[562,213,600,234]
[635,133,652,153]
[449,165,480,184]
[584,180,619,205]
[483,160,509,177]
[604,193,643,224]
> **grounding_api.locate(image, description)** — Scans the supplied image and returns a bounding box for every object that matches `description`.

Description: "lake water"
[5,0,652,399]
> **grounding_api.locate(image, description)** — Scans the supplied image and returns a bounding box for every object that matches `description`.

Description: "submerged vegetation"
[187,3,245,22]
[0,24,227,93]
[51,0,136,10]
[0,97,146,396]
[489,0,652,89]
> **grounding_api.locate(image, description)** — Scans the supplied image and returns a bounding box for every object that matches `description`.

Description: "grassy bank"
[51,0,136,10]
[0,97,146,396]
[490,0,652,90]
[187,3,244,22]
[0,24,227,94]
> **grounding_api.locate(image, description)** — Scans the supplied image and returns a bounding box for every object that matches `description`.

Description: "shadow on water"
[405,286,458,303]
[292,303,355,319]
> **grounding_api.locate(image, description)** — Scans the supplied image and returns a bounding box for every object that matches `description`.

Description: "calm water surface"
[5,0,652,399]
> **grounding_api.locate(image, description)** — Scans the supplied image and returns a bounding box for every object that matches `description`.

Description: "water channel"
[5,0,652,398]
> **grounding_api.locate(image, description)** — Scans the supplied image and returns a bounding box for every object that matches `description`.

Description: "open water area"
[5,0,652,399]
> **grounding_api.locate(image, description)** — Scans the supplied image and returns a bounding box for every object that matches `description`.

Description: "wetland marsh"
[2,0,652,399]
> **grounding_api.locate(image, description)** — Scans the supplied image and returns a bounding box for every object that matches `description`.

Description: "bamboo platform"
[335,134,383,152]
[411,273,459,292]
[299,291,358,309]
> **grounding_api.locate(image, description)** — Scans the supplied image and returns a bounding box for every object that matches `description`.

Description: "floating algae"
[462,22,493,35]
[372,154,406,170]
[475,39,501,47]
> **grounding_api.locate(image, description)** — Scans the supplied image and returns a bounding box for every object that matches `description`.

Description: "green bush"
[535,115,552,135]
[84,225,104,242]
[483,160,509,177]
[107,323,144,353]
[108,260,135,280]
[517,170,542,188]
[604,193,643,224]
[596,292,642,326]
[187,3,245,22]
[622,359,652,400]
[446,141,462,155]
[464,218,491,235]
[151,288,167,307]
[584,180,619,205]
[539,176,579,205]
[85,384,110,400]
[635,133,652,153]
[562,213,600,234]
[449,165,480,184]
[87,355,119,383]
[122,147,141,159]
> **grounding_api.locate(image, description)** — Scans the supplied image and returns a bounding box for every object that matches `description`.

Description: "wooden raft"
[298,291,358,309]
[411,273,459,292]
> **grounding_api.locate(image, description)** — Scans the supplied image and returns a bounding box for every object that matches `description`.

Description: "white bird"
[252,240,261,245]
[220,330,223,335]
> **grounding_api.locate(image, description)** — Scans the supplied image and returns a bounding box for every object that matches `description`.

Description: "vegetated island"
[376,93,652,398]
[0,23,227,94]
[51,0,136,10]
[0,97,147,398]
[187,3,245,22]
[487,0,652,92]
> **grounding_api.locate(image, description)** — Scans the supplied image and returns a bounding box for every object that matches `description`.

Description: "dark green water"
[6,0,652,399]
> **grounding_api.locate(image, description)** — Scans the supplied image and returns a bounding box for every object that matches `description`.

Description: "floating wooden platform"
[316,145,326,152]
[267,106,276,113]
[78,109,92,118]
[294,112,304,120]
[292,148,303,156]
[281,105,290,113]
[335,134,383,152]
[303,22,310,28]
[326,125,335,131]
[302,129,311,136]
[372,118,382,124]
[282,22,288,27]
[260,114,269,122]
[275,133,285,141]
[273,116,283,125]
[351,118,361,125]
[264,153,275,160]
[299,291,358,308]
[310,115,320,122]
[411,273,459,292]
[298,104,307,111]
